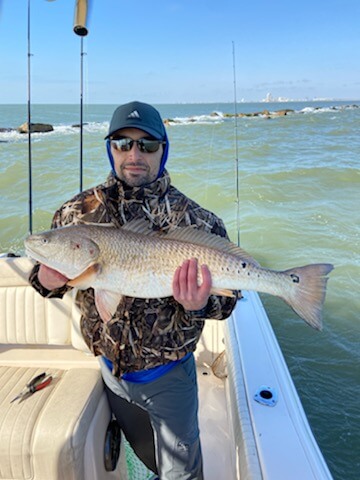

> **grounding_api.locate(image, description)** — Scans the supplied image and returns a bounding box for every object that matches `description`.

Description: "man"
[29,101,237,479]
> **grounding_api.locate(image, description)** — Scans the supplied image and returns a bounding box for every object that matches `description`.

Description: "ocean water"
[1,101,359,479]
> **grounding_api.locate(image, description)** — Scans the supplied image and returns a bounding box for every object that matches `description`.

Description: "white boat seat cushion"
[0,365,103,480]
[0,257,89,352]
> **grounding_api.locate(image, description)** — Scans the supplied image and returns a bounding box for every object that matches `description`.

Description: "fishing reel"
[104,416,122,471]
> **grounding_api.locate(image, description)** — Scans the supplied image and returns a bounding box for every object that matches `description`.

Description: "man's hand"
[38,264,69,291]
[172,258,212,311]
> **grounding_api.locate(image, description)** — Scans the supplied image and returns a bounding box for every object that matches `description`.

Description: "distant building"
[262,92,292,102]
[263,93,274,102]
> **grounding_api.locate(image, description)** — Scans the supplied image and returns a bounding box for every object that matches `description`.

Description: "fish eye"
[42,238,48,244]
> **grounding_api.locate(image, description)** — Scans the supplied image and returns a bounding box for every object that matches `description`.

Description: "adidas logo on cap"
[127,110,141,119]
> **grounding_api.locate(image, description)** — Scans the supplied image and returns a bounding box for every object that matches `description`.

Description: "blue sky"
[0,0,359,104]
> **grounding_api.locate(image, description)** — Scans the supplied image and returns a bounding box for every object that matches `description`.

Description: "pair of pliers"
[10,372,53,403]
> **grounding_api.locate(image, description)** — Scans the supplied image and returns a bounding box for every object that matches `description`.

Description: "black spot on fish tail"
[290,274,300,283]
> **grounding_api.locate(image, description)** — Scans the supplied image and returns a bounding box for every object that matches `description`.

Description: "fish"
[24,220,334,330]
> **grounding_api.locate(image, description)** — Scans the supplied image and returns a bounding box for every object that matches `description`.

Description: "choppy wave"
[299,104,360,114]
[165,113,224,126]
[0,121,108,143]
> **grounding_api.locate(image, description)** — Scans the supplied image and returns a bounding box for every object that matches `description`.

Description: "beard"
[117,162,157,187]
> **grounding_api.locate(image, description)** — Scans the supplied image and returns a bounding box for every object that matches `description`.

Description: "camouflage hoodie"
[29,171,237,377]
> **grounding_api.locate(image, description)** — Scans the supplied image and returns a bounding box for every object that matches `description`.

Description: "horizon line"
[1,98,360,106]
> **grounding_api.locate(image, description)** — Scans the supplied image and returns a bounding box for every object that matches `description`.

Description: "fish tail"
[281,263,334,330]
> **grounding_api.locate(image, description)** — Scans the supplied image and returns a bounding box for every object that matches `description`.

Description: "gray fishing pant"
[100,354,204,480]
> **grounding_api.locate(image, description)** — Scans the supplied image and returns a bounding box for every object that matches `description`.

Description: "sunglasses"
[110,137,165,154]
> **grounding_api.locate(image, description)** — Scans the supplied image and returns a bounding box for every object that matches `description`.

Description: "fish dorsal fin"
[86,222,116,228]
[122,220,260,267]
[74,221,116,227]
[165,227,260,267]
[121,218,156,235]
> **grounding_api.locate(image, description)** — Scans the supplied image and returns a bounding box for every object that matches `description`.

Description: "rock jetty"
[221,108,295,118]
[163,108,296,124]
[17,122,54,134]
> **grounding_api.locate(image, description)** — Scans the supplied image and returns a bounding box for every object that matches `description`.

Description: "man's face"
[110,128,163,187]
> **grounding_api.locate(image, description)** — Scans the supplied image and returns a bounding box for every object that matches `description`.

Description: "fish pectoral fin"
[95,290,123,323]
[67,263,101,289]
[210,287,237,298]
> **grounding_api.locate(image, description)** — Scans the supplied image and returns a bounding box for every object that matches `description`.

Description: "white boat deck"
[197,363,234,479]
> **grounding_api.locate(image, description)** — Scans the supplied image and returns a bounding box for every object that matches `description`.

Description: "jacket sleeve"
[185,294,238,321]
[28,263,70,299]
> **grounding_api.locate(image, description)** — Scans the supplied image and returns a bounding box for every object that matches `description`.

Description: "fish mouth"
[24,242,48,266]
[24,242,91,279]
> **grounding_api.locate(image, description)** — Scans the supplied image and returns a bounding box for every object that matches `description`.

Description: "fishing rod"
[232,41,241,247]
[26,0,57,235]
[73,0,89,193]
[79,35,86,193]
[27,0,33,234]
